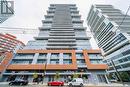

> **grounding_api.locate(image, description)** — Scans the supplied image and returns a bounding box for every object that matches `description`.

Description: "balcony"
[50,31,74,33]
[50,29,74,31]
[47,10,55,14]
[42,20,52,24]
[48,36,75,39]
[71,14,81,17]
[48,39,76,42]
[49,33,75,36]
[46,46,77,50]
[72,19,83,23]
[47,42,76,46]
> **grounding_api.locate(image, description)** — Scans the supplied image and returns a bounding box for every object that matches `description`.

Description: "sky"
[0,0,130,49]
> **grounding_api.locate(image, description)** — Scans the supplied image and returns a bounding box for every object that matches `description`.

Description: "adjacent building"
[2,4,108,83]
[87,4,130,80]
[0,33,25,75]
[0,33,25,55]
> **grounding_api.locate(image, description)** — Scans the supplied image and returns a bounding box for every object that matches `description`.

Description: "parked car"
[68,78,84,87]
[110,79,117,83]
[9,79,28,86]
[48,81,64,86]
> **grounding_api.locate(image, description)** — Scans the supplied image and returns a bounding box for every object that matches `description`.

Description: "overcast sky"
[0,0,130,49]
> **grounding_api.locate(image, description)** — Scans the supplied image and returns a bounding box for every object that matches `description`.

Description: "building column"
[105,74,110,84]
[47,53,51,64]
[59,53,63,64]
[32,53,39,64]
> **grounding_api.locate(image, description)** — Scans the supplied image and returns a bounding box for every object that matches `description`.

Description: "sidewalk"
[25,82,130,86]
[36,82,130,86]
[0,82,130,86]
[84,83,129,87]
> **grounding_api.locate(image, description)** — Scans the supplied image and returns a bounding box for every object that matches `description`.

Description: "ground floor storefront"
[1,70,108,84]
[108,71,130,82]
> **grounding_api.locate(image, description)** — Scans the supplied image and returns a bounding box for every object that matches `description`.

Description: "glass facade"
[11,59,32,64]
[76,53,83,59]
[50,59,59,64]
[63,53,71,59]
[90,59,103,64]
[38,53,47,59]
[63,59,72,64]
[87,4,130,74]
[37,59,46,64]
[51,53,59,59]
[1,4,107,83]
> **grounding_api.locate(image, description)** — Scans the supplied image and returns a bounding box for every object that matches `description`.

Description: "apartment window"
[117,55,130,64]
[27,40,47,46]
[115,65,122,69]
[12,59,32,64]
[63,59,72,64]
[73,21,82,24]
[49,8,55,10]
[103,33,126,52]
[43,21,52,24]
[77,59,85,64]
[51,53,59,59]
[42,24,52,27]
[90,59,103,64]
[39,31,49,36]
[109,49,130,61]
[75,30,86,36]
[38,53,47,59]
[71,16,80,18]
[97,22,114,41]
[76,53,83,59]
[15,54,34,59]
[50,59,59,64]
[73,24,82,27]
[46,16,53,19]
[119,59,123,63]
[70,8,77,10]
[48,11,55,14]
[24,45,46,50]
[88,54,103,59]
[107,62,112,66]
[76,40,90,44]
[123,58,129,62]
[128,57,130,61]
[95,22,106,36]
[109,67,114,70]
[63,53,71,59]
[77,46,91,50]
[122,50,130,56]
[121,63,130,68]
[37,59,46,64]
[71,11,78,14]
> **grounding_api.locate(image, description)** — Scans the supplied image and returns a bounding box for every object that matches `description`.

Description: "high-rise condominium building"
[1,4,108,83]
[87,5,130,78]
